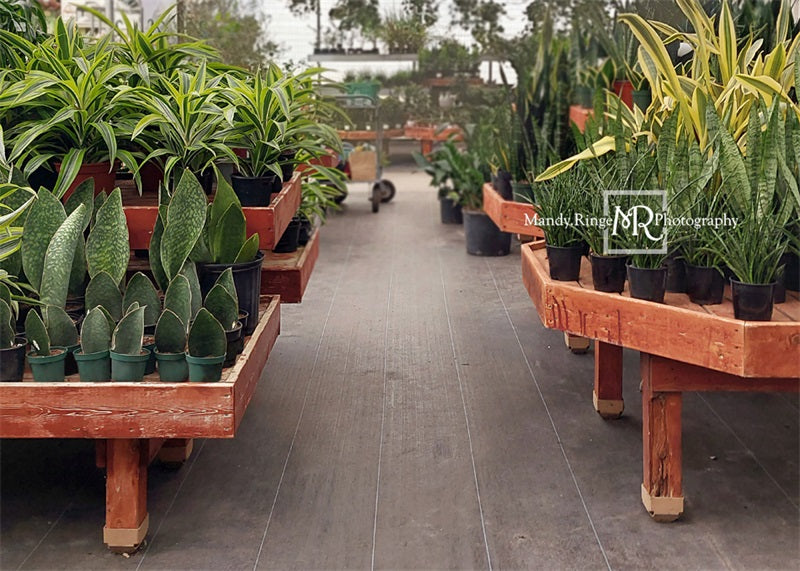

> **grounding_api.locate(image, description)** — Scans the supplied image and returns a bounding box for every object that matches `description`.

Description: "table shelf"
[260,228,320,303]
[482,183,543,237]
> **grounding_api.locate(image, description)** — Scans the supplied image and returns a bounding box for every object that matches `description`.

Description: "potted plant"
[123,270,161,371]
[534,170,587,281]
[74,306,112,382]
[154,308,189,382]
[413,147,462,224]
[576,190,627,293]
[204,276,243,367]
[110,303,148,382]
[186,308,226,382]
[25,309,67,382]
[0,293,25,382]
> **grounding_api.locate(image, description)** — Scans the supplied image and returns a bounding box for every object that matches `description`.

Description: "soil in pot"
[440,197,463,224]
[665,256,687,293]
[186,353,225,382]
[492,170,513,200]
[231,174,282,207]
[589,254,626,293]
[74,349,111,382]
[155,351,189,382]
[731,280,775,321]
[463,210,511,256]
[197,252,264,336]
[224,321,244,367]
[547,244,584,281]
[273,217,302,254]
[685,264,725,305]
[28,348,68,382]
[627,265,667,303]
[110,350,150,382]
[0,337,27,382]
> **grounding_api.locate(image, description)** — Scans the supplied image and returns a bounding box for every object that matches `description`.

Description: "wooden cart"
[0,296,281,552]
[521,242,800,521]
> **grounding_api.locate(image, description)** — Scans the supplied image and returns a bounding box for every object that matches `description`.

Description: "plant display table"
[403,125,462,155]
[260,228,320,303]
[337,128,405,141]
[0,296,281,552]
[482,183,543,237]
[521,242,800,521]
[123,173,302,251]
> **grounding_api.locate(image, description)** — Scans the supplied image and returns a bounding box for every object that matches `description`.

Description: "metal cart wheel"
[374,179,396,203]
[371,184,381,212]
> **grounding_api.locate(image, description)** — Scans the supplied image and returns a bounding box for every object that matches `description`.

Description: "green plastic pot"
[155,351,189,382]
[143,341,156,375]
[185,353,225,382]
[74,349,111,382]
[27,348,68,382]
[110,350,150,382]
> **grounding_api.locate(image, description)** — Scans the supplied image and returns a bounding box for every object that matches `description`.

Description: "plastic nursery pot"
[55,160,118,200]
[280,151,297,182]
[785,253,800,292]
[224,321,244,368]
[730,280,775,321]
[439,196,463,224]
[74,350,111,382]
[589,254,627,293]
[139,160,164,193]
[185,353,225,382]
[143,340,156,375]
[28,348,68,382]
[273,217,302,254]
[64,343,80,377]
[197,251,264,336]
[231,174,282,207]
[110,350,150,382]
[685,264,725,305]
[546,244,584,281]
[511,181,534,204]
[664,256,687,293]
[194,169,214,195]
[155,351,189,382]
[463,209,511,256]
[238,310,250,336]
[298,218,313,246]
[492,169,513,200]
[627,265,667,303]
[0,337,27,382]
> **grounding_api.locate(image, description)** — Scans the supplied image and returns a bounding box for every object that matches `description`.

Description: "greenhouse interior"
[0,0,799,568]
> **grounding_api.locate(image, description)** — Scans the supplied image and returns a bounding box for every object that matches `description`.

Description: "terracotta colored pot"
[613,80,634,109]
[55,160,119,200]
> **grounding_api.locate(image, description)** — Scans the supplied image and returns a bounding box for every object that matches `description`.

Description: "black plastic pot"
[685,263,725,305]
[64,343,79,376]
[589,254,626,293]
[463,210,511,256]
[546,244,583,281]
[0,337,26,382]
[224,321,244,368]
[627,265,667,303]
[273,217,302,254]
[231,174,282,207]
[440,197,463,224]
[280,151,296,182]
[731,279,775,321]
[298,218,313,245]
[785,252,800,292]
[194,169,214,195]
[511,181,534,204]
[665,256,687,293]
[197,251,264,335]
[774,253,791,303]
[492,169,513,200]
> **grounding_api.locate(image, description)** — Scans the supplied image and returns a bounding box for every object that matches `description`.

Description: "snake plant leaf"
[111,304,145,355]
[25,309,49,356]
[97,304,117,333]
[211,204,246,264]
[187,307,226,357]
[213,268,238,307]
[63,178,93,297]
[44,305,78,347]
[234,234,259,264]
[163,274,192,329]
[154,308,186,354]
[80,306,111,354]
[149,205,169,292]
[179,261,202,319]
[204,283,238,330]
[39,204,87,308]
[161,170,207,281]
[208,172,240,232]
[85,270,123,321]
[86,188,128,285]
[21,188,66,292]
[0,299,14,348]
[91,191,106,229]
[0,282,10,307]
[122,272,160,326]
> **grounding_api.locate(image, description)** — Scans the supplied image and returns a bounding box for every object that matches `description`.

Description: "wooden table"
[521,242,800,521]
[260,228,320,303]
[403,125,462,155]
[0,296,281,552]
[482,183,543,237]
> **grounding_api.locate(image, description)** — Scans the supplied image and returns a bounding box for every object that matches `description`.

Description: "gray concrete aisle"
[1,167,798,570]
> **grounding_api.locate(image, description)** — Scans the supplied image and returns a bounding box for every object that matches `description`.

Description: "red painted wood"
[260,229,320,303]
[105,439,148,531]
[482,183,544,237]
[594,341,623,401]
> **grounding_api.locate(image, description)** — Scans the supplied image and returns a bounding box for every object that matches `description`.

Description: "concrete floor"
[1,162,798,570]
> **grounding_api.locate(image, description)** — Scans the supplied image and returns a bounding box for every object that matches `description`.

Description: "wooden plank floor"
[2,164,798,570]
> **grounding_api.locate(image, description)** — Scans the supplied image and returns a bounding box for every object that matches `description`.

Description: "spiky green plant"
[81,307,112,354]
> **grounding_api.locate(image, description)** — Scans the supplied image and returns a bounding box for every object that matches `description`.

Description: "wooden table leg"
[421,140,433,156]
[593,341,624,418]
[564,332,590,354]
[640,353,684,522]
[104,439,149,553]
[158,438,194,466]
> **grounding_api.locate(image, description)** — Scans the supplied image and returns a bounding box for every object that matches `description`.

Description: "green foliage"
[111,303,144,355]
[213,268,238,307]
[187,307,226,357]
[204,284,238,330]
[164,274,193,329]
[63,179,94,296]
[378,11,428,53]
[81,306,112,354]
[123,272,161,326]
[39,204,86,308]
[25,308,48,356]
[85,271,123,321]
[0,298,14,348]
[202,174,259,264]
[161,170,208,281]
[419,40,480,77]
[21,188,65,293]
[154,309,186,354]
[179,261,203,319]
[415,140,486,209]
[149,205,168,291]
[44,305,78,347]
[86,188,128,286]
[532,168,589,247]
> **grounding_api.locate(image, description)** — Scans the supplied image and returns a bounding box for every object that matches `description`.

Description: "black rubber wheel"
[333,189,348,204]
[374,180,396,203]
[371,185,380,213]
